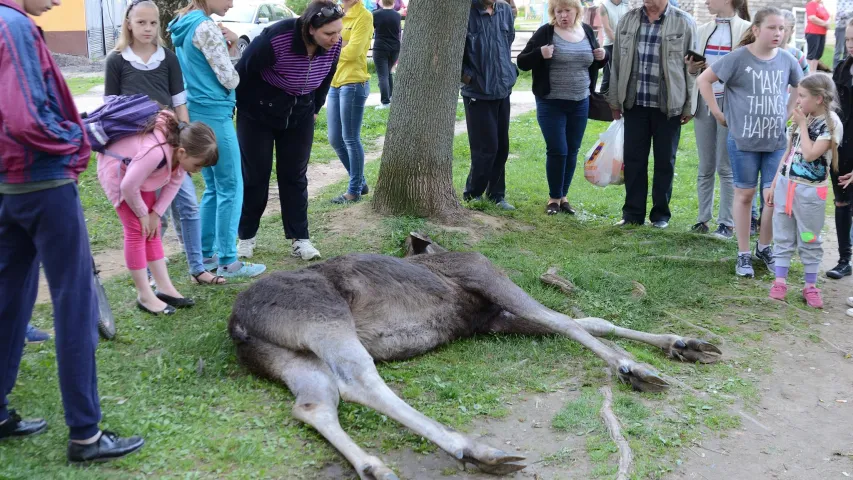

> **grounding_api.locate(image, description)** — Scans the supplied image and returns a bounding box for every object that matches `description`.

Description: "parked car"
[212,1,296,54]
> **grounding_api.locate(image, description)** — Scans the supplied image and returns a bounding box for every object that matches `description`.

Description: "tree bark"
[372,0,469,219]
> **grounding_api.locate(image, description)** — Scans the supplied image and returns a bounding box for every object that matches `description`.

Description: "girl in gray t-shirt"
[696,7,802,279]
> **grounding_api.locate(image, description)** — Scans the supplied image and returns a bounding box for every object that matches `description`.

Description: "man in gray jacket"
[461,0,518,210]
[607,0,697,228]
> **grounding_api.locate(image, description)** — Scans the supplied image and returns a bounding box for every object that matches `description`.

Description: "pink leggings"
[116,191,164,270]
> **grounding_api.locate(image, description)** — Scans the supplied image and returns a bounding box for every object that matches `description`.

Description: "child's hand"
[712,110,727,127]
[764,183,775,208]
[139,216,151,239]
[841,172,853,189]
[146,213,160,240]
[791,107,806,126]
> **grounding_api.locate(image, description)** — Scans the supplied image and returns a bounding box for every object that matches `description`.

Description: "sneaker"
[802,286,824,309]
[292,239,321,260]
[0,410,47,440]
[237,237,256,259]
[754,242,775,271]
[769,281,787,300]
[651,220,669,229]
[750,217,759,236]
[67,431,144,464]
[691,222,709,234]
[217,261,266,279]
[331,194,360,204]
[736,253,754,278]
[827,260,852,279]
[375,104,390,110]
[847,296,853,308]
[712,224,734,240]
[361,184,369,196]
[25,324,51,344]
[495,199,515,211]
[846,308,853,318]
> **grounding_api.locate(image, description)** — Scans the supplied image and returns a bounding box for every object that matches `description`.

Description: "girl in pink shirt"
[97,110,218,315]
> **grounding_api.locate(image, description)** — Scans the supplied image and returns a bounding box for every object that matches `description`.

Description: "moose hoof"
[669,338,723,364]
[362,460,399,480]
[460,445,527,475]
[617,362,669,393]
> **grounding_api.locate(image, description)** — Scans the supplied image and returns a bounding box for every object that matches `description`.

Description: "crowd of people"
[2,0,853,466]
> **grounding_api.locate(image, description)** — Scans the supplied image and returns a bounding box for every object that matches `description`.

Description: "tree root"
[600,369,633,480]
[540,267,576,295]
[643,255,732,264]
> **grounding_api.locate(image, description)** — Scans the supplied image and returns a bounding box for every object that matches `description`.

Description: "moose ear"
[404,232,448,257]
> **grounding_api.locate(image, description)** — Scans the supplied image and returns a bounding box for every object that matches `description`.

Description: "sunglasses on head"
[314,4,344,20]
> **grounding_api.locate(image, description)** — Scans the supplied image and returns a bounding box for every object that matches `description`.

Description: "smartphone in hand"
[686,49,707,63]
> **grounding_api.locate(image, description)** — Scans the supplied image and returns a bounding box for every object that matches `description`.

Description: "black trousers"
[601,44,614,94]
[237,111,314,241]
[463,95,511,202]
[373,48,399,105]
[622,106,681,223]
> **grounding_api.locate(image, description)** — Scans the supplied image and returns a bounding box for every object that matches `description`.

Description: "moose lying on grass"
[228,233,721,479]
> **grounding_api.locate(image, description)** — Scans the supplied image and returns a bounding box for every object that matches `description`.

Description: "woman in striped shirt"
[234,1,343,261]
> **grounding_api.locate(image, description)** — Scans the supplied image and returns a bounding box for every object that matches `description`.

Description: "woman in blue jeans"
[518,0,606,214]
[329,0,374,203]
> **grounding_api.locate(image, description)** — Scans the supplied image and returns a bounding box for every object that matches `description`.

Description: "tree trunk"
[372,0,470,219]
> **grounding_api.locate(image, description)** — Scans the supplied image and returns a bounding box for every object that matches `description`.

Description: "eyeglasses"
[314,5,344,20]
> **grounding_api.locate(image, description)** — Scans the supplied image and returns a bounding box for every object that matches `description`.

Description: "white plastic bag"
[583,119,625,187]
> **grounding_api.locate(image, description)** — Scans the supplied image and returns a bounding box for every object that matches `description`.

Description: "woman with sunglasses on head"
[327,0,374,204]
[106,0,226,286]
[234,1,343,261]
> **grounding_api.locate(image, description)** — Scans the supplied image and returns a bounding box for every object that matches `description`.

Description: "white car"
[212,2,296,55]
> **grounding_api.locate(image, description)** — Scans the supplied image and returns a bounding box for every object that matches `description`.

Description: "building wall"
[32,0,88,56]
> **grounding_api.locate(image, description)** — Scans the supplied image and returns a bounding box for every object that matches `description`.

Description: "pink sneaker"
[802,286,824,309]
[769,281,787,300]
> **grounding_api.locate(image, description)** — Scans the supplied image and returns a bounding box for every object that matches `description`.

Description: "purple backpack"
[82,94,161,157]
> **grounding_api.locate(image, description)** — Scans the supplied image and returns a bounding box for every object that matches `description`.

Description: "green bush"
[287,0,311,14]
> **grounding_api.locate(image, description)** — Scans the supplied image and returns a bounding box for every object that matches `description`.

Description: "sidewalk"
[73,84,538,115]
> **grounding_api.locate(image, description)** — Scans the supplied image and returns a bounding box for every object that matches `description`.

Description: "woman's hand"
[593,47,605,61]
[220,24,238,45]
[146,213,160,240]
[684,56,706,75]
[540,44,554,59]
[840,172,853,189]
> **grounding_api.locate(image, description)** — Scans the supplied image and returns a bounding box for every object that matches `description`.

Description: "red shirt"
[805,1,830,35]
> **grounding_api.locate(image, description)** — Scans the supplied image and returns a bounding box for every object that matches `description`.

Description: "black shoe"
[691,222,709,234]
[155,292,195,308]
[827,260,852,279]
[136,300,176,316]
[361,184,369,195]
[0,410,47,440]
[559,201,576,215]
[67,431,144,464]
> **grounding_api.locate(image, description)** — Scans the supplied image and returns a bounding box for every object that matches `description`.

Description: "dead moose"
[228,233,721,479]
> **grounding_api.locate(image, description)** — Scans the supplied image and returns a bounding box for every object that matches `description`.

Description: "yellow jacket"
[331,2,374,88]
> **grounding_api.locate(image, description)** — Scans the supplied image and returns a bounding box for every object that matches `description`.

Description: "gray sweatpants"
[694,96,734,226]
[772,176,828,274]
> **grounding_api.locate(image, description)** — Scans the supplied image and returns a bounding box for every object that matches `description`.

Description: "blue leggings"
[190,110,243,266]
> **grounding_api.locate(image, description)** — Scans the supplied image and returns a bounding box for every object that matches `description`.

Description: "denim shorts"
[727,135,786,190]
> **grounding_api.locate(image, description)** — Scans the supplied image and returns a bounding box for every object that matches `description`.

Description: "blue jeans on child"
[327,81,370,197]
[161,174,205,276]
[727,135,785,190]
[535,97,589,199]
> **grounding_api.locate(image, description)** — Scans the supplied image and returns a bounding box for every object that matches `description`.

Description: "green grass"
[65,76,103,95]
[3,106,795,479]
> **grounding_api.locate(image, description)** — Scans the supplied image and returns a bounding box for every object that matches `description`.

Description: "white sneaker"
[292,239,321,261]
[847,297,853,308]
[237,237,256,258]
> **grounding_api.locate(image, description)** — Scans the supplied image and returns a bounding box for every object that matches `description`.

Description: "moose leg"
[488,311,721,364]
[237,340,398,480]
[454,254,669,392]
[307,331,526,475]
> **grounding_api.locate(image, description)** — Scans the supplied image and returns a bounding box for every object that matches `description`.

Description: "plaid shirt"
[635,6,667,108]
[839,0,853,24]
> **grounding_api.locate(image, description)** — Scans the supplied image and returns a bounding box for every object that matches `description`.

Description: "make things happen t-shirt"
[713,47,802,152]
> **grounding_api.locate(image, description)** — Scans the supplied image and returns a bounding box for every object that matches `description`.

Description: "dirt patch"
[669,221,853,480]
[55,53,105,76]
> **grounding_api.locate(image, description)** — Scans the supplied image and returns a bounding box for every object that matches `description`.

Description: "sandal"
[192,271,226,285]
[545,202,560,215]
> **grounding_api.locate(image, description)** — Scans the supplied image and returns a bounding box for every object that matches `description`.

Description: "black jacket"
[461,0,518,100]
[372,8,401,51]
[516,23,607,98]
[833,57,853,172]
[235,18,339,127]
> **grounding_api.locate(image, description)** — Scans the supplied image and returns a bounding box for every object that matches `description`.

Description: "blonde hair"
[798,74,841,172]
[176,0,211,17]
[738,7,783,47]
[115,0,163,52]
[548,0,583,28]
